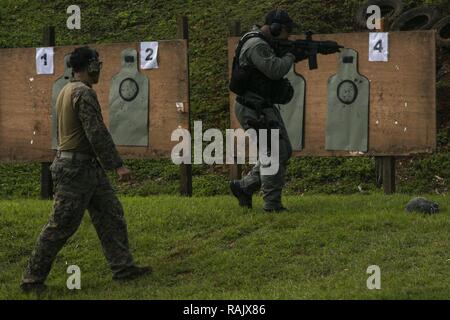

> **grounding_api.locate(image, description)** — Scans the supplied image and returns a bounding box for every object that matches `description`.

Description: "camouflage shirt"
[71,81,124,170]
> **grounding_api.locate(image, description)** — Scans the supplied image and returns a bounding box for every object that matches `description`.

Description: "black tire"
[433,16,450,48]
[390,6,443,31]
[356,0,404,29]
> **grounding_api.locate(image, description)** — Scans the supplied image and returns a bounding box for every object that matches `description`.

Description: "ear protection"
[269,9,283,37]
[87,50,102,75]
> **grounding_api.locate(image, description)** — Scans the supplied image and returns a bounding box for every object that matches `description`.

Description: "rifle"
[272,31,344,70]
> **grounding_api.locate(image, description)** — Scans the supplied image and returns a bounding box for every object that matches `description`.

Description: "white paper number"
[369,33,388,62]
[36,47,54,74]
[140,42,159,69]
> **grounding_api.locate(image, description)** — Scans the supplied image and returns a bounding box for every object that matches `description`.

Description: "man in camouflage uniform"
[229,10,338,212]
[21,47,150,292]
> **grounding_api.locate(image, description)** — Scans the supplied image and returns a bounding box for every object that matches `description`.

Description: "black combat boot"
[113,265,152,281]
[264,206,288,213]
[20,282,47,293]
[229,181,252,209]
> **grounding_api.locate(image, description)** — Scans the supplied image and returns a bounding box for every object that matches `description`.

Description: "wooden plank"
[177,16,193,197]
[228,31,437,157]
[40,26,55,200]
[229,21,242,181]
[0,41,190,162]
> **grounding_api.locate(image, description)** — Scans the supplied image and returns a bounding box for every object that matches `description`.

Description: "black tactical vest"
[229,31,293,105]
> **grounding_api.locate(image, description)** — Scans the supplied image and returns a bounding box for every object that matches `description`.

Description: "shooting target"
[119,78,139,102]
[109,48,149,146]
[279,66,306,151]
[326,48,370,152]
[337,80,358,105]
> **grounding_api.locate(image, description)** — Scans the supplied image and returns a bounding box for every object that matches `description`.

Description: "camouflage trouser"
[22,157,135,284]
[235,101,293,210]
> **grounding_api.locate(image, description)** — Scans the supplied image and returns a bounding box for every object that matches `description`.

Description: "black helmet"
[265,9,298,35]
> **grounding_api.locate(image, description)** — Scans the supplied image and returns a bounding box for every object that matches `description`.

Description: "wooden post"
[375,158,383,188]
[229,20,241,38]
[374,18,396,194]
[229,21,242,181]
[381,156,396,194]
[42,26,55,47]
[40,26,55,200]
[379,16,386,32]
[177,16,193,196]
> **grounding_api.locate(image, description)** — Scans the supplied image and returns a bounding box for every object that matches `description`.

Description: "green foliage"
[1,194,450,299]
[193,174,229,196]
[397,153,450,194]
[0,163,41,198]
[285,157,378,194]
[0,0,448,197]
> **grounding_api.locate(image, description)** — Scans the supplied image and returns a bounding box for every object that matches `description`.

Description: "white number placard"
[140,41,159,69]
[369,33,388,62]
[36,47,54,74]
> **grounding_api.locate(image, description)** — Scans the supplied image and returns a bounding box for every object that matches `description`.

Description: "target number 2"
[140,42,159,69]
[146,48,154,61]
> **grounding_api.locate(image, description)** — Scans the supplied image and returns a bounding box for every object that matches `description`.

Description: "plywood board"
[228,31,436,156]
[0,41,189,162]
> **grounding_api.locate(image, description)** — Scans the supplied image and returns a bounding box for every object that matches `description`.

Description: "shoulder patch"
[256,44,273,59]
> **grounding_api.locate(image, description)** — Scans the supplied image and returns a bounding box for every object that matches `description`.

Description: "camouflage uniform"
[22,81,135,284]
[234,27,294,211]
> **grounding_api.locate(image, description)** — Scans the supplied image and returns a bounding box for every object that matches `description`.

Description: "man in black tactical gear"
[229,9,339,212]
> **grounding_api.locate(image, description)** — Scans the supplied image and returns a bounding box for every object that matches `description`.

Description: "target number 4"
[369,33,388,62]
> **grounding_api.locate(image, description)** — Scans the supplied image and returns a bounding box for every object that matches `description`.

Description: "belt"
[57,151,96,161]
[236,96,273,111]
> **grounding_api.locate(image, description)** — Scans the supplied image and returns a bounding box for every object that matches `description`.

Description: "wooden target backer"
[228,31,436,157]
[0,40,189,162]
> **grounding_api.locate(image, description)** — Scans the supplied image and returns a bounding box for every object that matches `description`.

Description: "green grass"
[1,194,450,300]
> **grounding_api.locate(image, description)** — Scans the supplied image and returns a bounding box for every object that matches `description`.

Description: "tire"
[355,0,404,29]
[433,16,450,48]
[390,6,443,31]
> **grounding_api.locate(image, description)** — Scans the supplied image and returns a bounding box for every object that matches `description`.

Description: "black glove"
[289,47,308,62]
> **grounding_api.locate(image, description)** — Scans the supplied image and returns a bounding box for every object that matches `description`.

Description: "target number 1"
[36,47,54,74]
